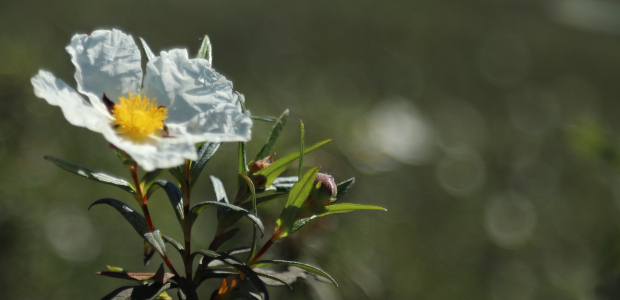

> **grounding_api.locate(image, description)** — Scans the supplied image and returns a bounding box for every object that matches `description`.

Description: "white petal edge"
[67,29,143,106]
[100,126,198,171]
[169,102,252,144]
[31,70,111,132]
[143,48,235,123]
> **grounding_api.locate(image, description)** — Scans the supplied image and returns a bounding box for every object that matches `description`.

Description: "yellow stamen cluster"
[112,93,168,141]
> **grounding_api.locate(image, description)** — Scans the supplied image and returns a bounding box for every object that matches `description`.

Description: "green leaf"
[192,250,268,300]
[298,120,305,179]
[315,203,387,217]
[249,260,338,287]
[189,142,220,188]
[254,109,289,162]
[144,230,166,256]
[141,169,166,193]
[196,35,212,65]
[89,198,148,236]
[239,142,248,176]
[175,277,199,300]
[45,156,135,194]
[271,176,298,191]
[101,282,173,300]
[161,235,185,261]
[336,177,355,200]
[253,139,332,188]
[149,180,184,227]
[253,270,293,289]
[275,167,319,239]
[290,216,316,235]
[139,37,156,62]
[251,116,278,122]
[210,176,229,220]
[238,174,259,263]
[186,201,264,236]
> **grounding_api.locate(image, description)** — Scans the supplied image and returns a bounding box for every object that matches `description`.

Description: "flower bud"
[298,173,338,218]
[248,155,274,189]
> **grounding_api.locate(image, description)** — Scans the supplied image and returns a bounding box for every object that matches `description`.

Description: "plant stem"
[130,164,180,278]
[182,161,193,281]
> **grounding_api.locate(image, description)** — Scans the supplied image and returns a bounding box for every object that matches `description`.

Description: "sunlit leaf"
[316,203,387,217]
[275,167,319,239]
[335,177,355,200]
[254,109,289,162]
[139,37,156,62]
[196,35,212,65]
[298,120,305,179]
[45,156,135,194]
[144,230,166,256]
[88,198,148,236]
[249,260,338,287]
[253,139,332,188]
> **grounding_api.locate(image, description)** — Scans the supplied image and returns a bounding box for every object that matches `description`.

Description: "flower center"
[112,93,168,141]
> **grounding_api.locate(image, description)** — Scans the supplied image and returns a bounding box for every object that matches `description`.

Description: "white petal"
[100,127,197,171]
[66,29,142,106]
[31,70,111,132]
[169,103,252,143]
[143,49,236,123]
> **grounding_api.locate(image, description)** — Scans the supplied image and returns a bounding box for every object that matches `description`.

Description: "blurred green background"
[3,0,620,299]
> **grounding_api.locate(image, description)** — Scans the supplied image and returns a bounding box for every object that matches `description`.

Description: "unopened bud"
[298,173,338,218]
[249,154,274,189]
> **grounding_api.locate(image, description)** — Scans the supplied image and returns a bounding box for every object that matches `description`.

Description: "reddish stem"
[130,164,180,278]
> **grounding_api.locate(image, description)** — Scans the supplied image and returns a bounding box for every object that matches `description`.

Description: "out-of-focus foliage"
[4,0,620,299]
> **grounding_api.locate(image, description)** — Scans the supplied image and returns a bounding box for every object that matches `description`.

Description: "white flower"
[31,29,252,171]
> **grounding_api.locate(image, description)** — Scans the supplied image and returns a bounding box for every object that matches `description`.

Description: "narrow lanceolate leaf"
[271,176,298,191]
[210,176,229,220]
[139,37,156,61]
[161,235,185,260]
[251,116,278,122]
[144,230,166,256]
[254,109,289,162]
[335,177,355,200]
[298,120,305,179]
[101,282,173,300]
[149,180,184,227]
[238,174,259,263]
[186,201,264,236]
[253,139,332,188]
[249,260,338,287]
[96,264,175,284]
[141,169,166,193]
[194,250,268,300]
[239,142,248,176]
[290,216,316,235]
[189,142,220,188]
[315,203,387,217]
[89,198,148,236]
[196,35,212,65]
[275,167,319,239]
[45,156,135,194]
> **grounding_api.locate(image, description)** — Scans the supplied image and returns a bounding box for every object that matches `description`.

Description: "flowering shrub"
[32,29,385,300]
